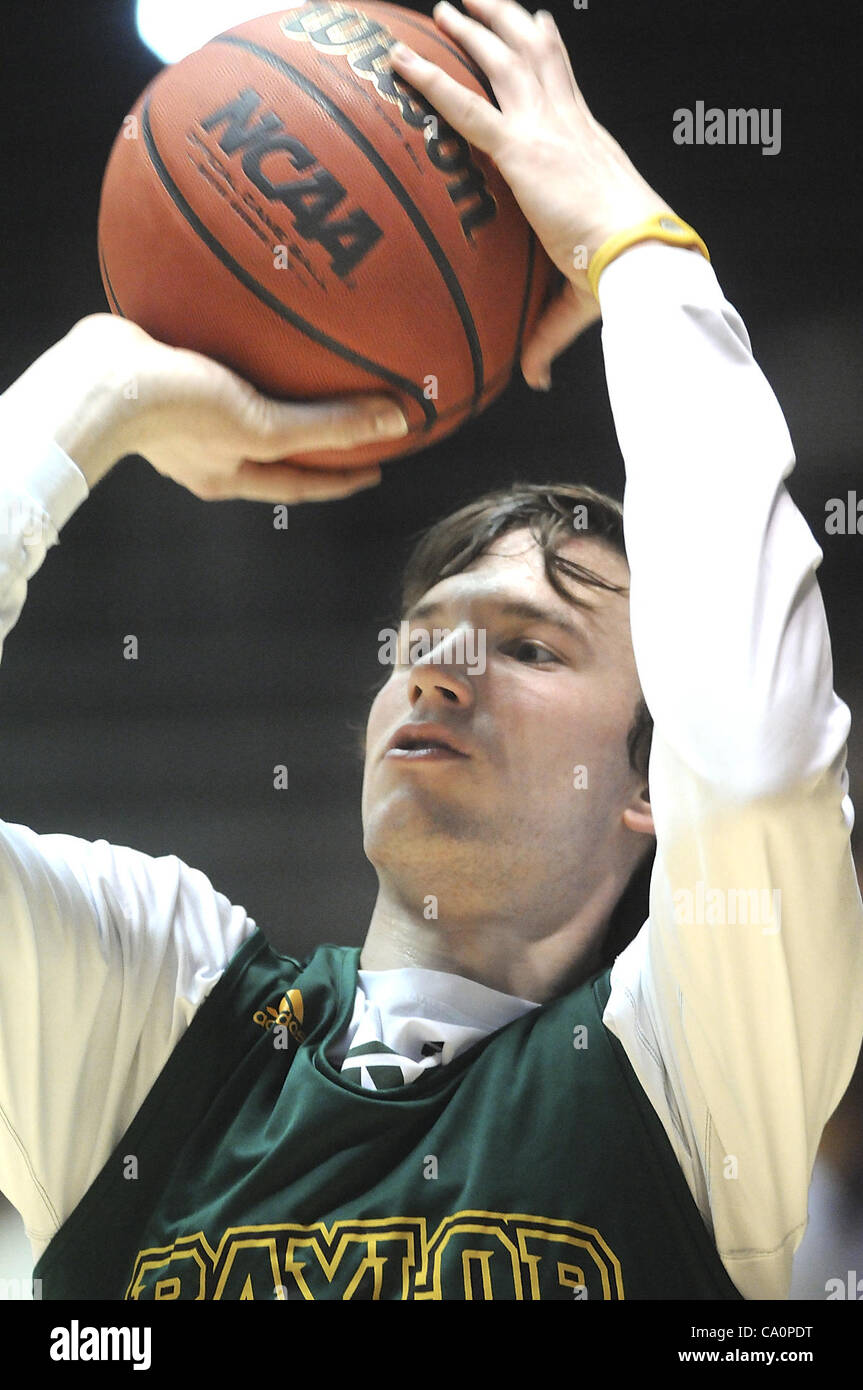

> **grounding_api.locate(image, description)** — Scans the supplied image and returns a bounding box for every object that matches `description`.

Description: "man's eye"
[506,640,560,665]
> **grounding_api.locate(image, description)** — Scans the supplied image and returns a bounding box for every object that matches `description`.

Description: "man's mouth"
[385,724,470,759]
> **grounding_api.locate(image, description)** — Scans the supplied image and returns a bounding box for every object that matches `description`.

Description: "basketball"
[96,1,554,469]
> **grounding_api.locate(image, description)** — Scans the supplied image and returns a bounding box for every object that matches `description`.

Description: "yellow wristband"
[587,214,710,301]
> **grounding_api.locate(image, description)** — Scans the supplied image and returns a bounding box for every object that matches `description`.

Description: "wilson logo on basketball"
[279,2,497,239]
[253,989,306,1043]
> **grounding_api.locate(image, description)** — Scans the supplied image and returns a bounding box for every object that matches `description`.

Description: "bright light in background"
[136,0,288,64]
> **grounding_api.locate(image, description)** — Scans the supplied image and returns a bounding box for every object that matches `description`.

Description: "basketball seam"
[98,242,124,316]
[513,230,539,371]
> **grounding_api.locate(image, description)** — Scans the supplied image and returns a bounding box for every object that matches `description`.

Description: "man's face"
[361,528,648,930]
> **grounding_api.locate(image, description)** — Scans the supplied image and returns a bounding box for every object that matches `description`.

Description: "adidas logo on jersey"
[252,989,306,1043]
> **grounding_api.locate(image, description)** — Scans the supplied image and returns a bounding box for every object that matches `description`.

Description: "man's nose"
[408,631,477,708]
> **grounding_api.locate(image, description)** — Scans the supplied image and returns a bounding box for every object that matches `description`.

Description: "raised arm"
[388,0,863,1300]
[0,315,408,1255]
[1,312,407,495]
[597,242,863,1299]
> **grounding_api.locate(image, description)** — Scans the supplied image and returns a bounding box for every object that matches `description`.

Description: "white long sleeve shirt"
[0,244,860,1301]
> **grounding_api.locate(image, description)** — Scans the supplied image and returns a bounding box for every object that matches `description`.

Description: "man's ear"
[622,784,654,838]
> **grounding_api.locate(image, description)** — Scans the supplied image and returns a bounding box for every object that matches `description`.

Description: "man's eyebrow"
[402,596,595,645]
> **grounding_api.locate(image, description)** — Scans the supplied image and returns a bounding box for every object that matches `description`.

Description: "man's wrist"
[1,330,139,489]
[567,196,676,293]
[586,213,710,301]
[51,391,128,488]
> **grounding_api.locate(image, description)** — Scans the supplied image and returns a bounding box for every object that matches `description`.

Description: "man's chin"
[363,794,486,862]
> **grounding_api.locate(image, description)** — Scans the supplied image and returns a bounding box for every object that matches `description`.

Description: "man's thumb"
[521,281,601,389]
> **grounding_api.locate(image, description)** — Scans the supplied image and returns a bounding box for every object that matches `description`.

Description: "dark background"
[0,0,861,1296]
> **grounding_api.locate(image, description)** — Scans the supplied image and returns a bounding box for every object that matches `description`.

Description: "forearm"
[0,445,89,680]
[0,321,143,489]
[599,241,849,798]
[600,241,863,1299]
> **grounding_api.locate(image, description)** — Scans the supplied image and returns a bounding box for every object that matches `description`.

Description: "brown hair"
[394,480,655,969]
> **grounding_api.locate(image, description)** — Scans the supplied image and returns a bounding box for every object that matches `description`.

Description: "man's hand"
[1,314,408,500]
[389,0,674,387]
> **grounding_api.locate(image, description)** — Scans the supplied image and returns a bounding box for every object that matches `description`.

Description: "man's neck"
[359,888,613,1004]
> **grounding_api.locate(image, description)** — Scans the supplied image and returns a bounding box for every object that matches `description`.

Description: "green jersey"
[35,932,743,1300]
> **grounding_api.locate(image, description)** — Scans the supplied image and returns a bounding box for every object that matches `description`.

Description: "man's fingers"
[458,0,546,53]
[389,44,505,155]
[520,282,600,388]
[531,9,592,111]
[237,394,409,459]
[438,1,581,110]
[426,1,536,106]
